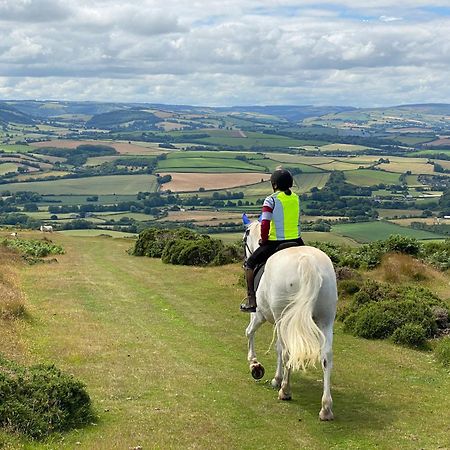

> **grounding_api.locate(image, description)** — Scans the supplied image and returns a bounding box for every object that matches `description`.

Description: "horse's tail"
[277,253,324,371]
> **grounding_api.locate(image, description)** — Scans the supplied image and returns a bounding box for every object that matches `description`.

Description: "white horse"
[40,225,53,233]
[243,220,338,420]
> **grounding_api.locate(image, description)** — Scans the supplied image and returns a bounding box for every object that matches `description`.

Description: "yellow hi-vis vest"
[268,191,301,241]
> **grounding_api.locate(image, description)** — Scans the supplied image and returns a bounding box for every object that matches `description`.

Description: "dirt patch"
[160,172,270,192]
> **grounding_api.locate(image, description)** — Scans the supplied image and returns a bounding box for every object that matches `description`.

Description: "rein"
[243,228,253,262]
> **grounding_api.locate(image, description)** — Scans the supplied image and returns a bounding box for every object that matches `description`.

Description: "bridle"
[243,227,253,263]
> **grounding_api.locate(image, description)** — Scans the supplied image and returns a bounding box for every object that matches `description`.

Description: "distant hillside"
[85,109,160,129]
[6,100,130,119]
[218,105,356,122]
[0,103,35,125]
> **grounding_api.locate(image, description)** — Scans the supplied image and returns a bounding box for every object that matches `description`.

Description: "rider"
[240,167,304,313]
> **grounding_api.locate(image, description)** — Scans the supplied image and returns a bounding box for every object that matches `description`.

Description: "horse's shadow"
[258,370,393,435]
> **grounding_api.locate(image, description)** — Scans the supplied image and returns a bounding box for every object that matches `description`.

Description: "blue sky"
[0,0,449,107]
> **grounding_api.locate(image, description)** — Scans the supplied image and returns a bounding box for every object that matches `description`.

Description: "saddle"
[253,241,301,292]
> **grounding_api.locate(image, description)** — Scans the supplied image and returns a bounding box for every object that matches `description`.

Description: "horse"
[40,225,53,233]
[243,219,338,420]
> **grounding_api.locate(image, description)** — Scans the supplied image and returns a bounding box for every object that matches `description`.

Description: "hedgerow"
[133,227,241,266]
[0,355,94,439]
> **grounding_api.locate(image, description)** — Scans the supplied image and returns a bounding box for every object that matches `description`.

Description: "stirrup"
[240,301,256,313]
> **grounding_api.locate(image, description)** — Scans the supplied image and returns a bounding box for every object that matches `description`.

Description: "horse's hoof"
[278,389,292,401]
[319,408,334,421]
[271,378,281,389]
[250,363,265,380]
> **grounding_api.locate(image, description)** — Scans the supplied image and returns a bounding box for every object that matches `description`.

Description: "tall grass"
[0,249,26,320]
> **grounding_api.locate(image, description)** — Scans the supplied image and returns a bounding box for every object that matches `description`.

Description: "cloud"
[0,0,449,106]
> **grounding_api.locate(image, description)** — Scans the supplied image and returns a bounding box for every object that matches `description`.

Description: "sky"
[0,0,449,107]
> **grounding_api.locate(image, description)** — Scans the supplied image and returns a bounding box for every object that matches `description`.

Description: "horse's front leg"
[319,324,334,421]
[245,312,266,380]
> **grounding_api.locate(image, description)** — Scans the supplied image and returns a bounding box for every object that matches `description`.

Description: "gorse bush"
[133,227,241,266]
[0,355,94,439]
[392,324,427,349]
[340,280,449,344]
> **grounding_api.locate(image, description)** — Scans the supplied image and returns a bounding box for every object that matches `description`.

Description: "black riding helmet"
[270,168,293,191]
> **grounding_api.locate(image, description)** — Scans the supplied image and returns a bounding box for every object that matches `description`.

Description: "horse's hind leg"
[276,324,292,400]
[245,312,266,380]
[271,337,283,389]
[319,323,334,421]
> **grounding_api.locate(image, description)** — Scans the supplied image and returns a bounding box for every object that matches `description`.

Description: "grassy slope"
[3,233,449,449]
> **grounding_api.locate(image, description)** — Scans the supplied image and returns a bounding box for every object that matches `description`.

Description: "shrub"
[338,279,360,296]
[134,227,241,266]
[340,279,449,343]
[434,337,450,367]
[0,355,94,439]
[1,238,64,258]
[392,324,427,348]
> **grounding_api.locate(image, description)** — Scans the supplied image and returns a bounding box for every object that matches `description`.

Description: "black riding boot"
[240,268,257,313]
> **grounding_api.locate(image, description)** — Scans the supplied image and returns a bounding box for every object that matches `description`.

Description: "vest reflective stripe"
[268,191,301,241]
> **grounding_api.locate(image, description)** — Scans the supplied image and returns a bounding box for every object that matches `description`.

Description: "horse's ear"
[242,213,251,226]
[258,214,262,222]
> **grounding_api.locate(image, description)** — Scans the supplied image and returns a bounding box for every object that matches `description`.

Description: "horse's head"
[242,213,261,259]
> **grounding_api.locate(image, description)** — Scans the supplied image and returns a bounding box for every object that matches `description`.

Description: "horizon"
[1,1,449,107]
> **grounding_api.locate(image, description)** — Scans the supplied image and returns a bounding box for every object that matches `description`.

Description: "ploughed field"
[1,232,449,449]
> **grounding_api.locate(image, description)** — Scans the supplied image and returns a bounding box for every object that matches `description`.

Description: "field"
[160,172,269,192]
[0,162,20,174]
[3,174,158,195]
[31,140,163,155]
[1,233,448,449]
[332,221,446,243]
[344,169,400,186]
[378,157,435,175]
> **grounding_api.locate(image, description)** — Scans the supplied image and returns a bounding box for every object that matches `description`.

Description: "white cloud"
[0,0,449,106]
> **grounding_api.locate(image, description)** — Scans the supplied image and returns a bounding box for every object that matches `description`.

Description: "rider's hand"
[258,239,268,246]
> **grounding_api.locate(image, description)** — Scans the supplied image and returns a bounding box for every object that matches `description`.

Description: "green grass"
[345,169,400,186]
[1,175,158,195]
[1,233,448,448]
[332,221,446,243]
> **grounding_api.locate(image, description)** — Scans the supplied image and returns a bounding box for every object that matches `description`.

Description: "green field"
[1,234,448,448]
[0,162,20,174]
[2,175,158,195]
[191,130,328,149]
[157,156,266,172]
[0,144,34,153]
[344,169,400,186]
[332,221,446,243]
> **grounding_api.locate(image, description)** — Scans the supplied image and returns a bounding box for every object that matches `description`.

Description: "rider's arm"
[260,196,274,243]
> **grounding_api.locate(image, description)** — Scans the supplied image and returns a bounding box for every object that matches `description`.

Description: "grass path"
[5,234,450,449]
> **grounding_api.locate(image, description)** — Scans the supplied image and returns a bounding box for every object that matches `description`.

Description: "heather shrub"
[0,355,94,439]
[392,324,427,349]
